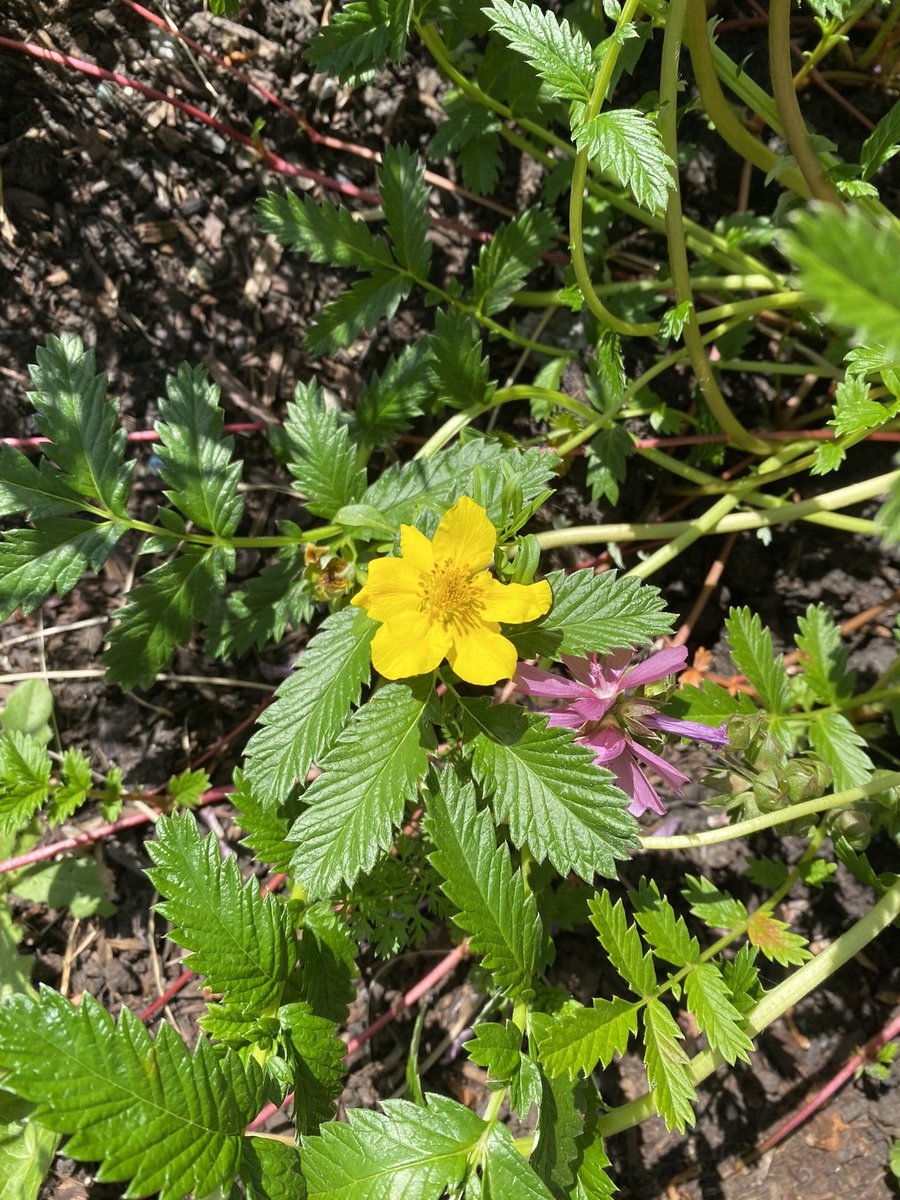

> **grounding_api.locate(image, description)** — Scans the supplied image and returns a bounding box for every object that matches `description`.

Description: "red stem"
[2,422,268,450]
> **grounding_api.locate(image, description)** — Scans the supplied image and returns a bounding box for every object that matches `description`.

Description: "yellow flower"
[351,496,552,685]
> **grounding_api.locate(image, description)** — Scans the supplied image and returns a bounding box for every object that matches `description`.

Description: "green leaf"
[510,569,673,659]
[584,425,633,505]
[482,1122,556,1198]
[0,732,51,836]
[527,1049,584,1195]
[166,766,211,808]
[231,770,295,873]
[642,998,696,1132]
[469,706,637,880]
[781,206,900,358]
[243,607,375,806]
[471,206,559,316]
[0,1117,57,1200]
[828,375,900,439]
[429,309,494,410]
[278,1002,345,1135]
[683,961,753,1065]
[10,857,116,919]
[306,271,412,356]
[573,108,674,212]
[241,1138,305,1200]
[629,877,699,967]
[725,606,791,714]
[296,903,358,1025]
[795,603,854,705]
[0,519,126,622]
[0,679,53,741]
[587,891,656,997]
[0,991,267,1200]
[304,0,392,81]
[259,190,394,271]
[154,364,244,536]
[484,0,595,103]
[301,1093,485,1198]
[146,812,297,1011]
[283,381,365,518]
[721,944,761,1017]
[0,445,81,520]
[44,747,91,824]
[27,334,132,516]
[0,907,32,1001]
[666,679,757,726]
[428,91,502,194]
[103,546,231,688]
[352,341,433,446]
[427,773,545,999]
[378,144,431,278]
[204,552,313,660]
[539,996,638,1078]
[289,679,434,898]
[680,874,748,929]
[860,99,900,181]
[464,1022,541,1119]
[807,710,874,790]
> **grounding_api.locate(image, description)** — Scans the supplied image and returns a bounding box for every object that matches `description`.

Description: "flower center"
[421,559,479,626]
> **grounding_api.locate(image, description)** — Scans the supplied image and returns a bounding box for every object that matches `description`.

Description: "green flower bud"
[830,808,872,851]
[725,713,761,751]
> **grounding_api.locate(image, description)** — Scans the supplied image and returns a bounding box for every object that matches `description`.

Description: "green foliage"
[9,856,116,919]
[0,731,51,836]
[572,108,674,212]
[429,309,495,410]
[795,603,854,705]
[0,679,53,744]
[538,996,639,1079]
[352,341,433,446]
[471,206,559,315]
[147,812,298,1012]
[807,711,874,791]
[427,773,546,998]
[307,272,412,357]
[642,998,695,1133]
[860,99,900,182]
[428,91,502,193]
[304,0,393,82]
[0,519,126,623]
[378,143,433,278]
[464,1021,541,1118]
[282,381,366,518]
[588,891,655,997]
[288,679,435,898]
[584,425,633,504]
[204,551,313,660]
[0,990,267,1200]
[725,607,791,714]
[0,444,81,521]
[484,0,595,103]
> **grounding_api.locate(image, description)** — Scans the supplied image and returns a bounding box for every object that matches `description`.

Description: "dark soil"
[1,2,898,1198]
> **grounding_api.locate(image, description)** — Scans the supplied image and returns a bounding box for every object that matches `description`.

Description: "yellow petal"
[400,524,435,573]
[370,611,452,679]
[471,575,552,624]
[447,623,517,686]
[351,556,423,622]
[432,496,496,572]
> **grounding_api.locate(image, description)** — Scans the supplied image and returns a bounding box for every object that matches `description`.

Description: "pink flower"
[515,646,728,818]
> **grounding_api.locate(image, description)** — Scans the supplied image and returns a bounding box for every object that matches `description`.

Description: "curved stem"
[769,0,845,205]
[659,0,775,456]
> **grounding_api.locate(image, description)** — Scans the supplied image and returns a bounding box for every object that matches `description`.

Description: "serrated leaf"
[278,1002,345,1135]
[588,891,655,997]
[811,439,846,475]
[584,425,633,505]
[807,711,874,790]
[301,1093,485,1198]
[103,546,231,688]
[725,607,791,714]
[283,381,366,518]
[642,998,695,1132]
[0,991,267,1200]
[429,309,494,410]
[795,603,854,705]
[509,569,673,659]
[352,341,432,446]
[154,364,244,536]
[306,271,411,356]
[482,1122,556,1197]
[528,1055,584,1195]
[0,519,126,622]
[828,374,900,438]
[45,747,92,824]
[427,773,544,998]
[258,191,395,272]
[146,812,297,1011]
[781,207,900,358]
[428,91,502,194]
[860,99,900,182]
[241,1137,305,1200]
[484,0,595,103]
[680,875,748,930]
[304,0,392,81]
[747,911,811,966]
[0,444,82,520]
[464,1022,541,1119]
[362,440,557,530]
[721,944,761,1017]
[539,997,638,1078]
[231,770,295,873]
[27,334,132,516]
[628,878,698,967]
[471,206,559,316]
[683,961,753,1064]
[243,607,375,805]
[378,144,432,278]
[10,856,116,919]
[0,731,51,835]
[468,705,637,880]
[288,679,434,898]
[204,552,313,660]
[0,1117,57,1200]
[573,108,674,212]
[296,903,358,1025]
[666,680,757,726]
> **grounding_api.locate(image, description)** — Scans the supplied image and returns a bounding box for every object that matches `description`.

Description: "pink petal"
[561,654,598,686]
[569,696,614,722]
[648,714,729,746]
[515,663,584,701]
[621,646,688,689]
[546,709,585,730]
[610,750,667,817]
[578,725,627,763]
[629,740,690,792]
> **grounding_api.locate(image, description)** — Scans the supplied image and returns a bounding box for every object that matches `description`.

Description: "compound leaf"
[0,519,126,623]
[0,990,267,1200]
[304,0,392,81]
[0,445,81,521]
[629,878,698,967]
[588,891,655,997]
[352,341,433,446]
[429,309,494,410]
[0,732,51,837]
[484,0,595,103]
[807,710,874,791]
[683,962,753,1065]
[795,602,854,705]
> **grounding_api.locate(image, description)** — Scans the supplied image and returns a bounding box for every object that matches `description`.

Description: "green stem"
[639,771,900,851]
[769,0,845,205]
[82,505,339,551]
[659,0,775,456]
[693,290,811,325]
[793,0,876,85]
[597,875,900,1137]
[512,275,781,307]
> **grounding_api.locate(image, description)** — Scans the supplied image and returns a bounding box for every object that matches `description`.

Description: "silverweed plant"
[1,0,900,1197]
